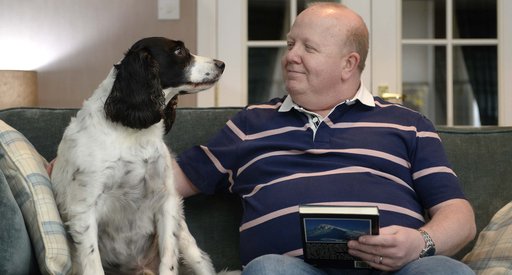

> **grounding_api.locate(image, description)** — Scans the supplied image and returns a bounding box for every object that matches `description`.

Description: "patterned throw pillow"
[463,202,512,274]
[0,120,71,275]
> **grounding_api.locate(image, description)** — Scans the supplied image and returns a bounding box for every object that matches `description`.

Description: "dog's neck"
[85,68,117,109]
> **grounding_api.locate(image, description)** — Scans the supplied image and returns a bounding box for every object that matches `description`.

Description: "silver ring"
[378,256,383,264]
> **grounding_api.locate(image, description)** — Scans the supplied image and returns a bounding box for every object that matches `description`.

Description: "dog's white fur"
[51,39,230,275]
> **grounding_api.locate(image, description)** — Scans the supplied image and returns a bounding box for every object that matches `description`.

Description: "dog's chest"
[95,142,170,221]
[94,144,171,268]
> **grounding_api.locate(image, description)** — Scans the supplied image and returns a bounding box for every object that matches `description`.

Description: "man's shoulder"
[360,97,435,131]
[372,97,429,119]
[245,97,286,111]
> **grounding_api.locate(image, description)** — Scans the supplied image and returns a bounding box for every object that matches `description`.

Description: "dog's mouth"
[163,76,221,103]
[178,79,219,95]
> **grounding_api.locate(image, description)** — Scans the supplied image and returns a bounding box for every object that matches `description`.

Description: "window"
[402,0,498,126]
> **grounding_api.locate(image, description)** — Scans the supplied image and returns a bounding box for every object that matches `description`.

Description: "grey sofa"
[1,107,511,274]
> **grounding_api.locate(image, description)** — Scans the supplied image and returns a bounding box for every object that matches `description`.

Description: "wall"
[0,0,198,108]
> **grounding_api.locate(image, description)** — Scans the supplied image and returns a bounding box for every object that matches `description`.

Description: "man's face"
[281,9,348,103]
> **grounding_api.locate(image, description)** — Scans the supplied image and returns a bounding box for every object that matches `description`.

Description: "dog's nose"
[214,60,225,72]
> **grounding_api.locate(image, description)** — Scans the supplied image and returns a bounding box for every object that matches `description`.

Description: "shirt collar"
[278,82,375,113]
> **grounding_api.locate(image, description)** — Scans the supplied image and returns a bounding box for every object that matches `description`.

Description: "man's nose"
[285,46,301,63]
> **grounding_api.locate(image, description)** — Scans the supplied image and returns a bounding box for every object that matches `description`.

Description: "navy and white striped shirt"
[177,86,465,265]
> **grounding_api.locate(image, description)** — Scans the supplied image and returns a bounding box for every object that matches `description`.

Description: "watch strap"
[418,228,436,258]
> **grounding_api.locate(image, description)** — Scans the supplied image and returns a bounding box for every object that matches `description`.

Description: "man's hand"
[347,225,424,271]
[347,199,475,271]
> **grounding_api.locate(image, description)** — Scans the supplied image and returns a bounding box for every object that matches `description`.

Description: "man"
[174,2,475,274]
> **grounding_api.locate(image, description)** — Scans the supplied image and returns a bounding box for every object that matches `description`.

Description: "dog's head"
[104,37,225,132]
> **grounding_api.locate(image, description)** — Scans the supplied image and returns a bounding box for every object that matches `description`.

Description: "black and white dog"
[51,37,225,275]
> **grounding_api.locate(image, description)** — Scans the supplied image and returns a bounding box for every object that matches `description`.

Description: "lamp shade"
[0,70,38,109]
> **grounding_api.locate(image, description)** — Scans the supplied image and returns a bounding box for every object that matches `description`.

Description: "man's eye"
[305,45,315,52]
[287,42,294,50]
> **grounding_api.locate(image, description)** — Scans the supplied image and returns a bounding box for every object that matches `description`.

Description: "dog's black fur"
[104,38,225,133]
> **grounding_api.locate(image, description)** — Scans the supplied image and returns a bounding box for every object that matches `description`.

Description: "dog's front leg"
[68,210,104,275]
[177,219,216,275]
[156,194,182,275]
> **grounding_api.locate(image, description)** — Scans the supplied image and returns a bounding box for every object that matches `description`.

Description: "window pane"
[453,46,497,125]
[402,0,446,39]
[248,0,289,40]
[297,0,339,14]
[248,47,287,104]
[402,45,447,125]
[453,0,496,39]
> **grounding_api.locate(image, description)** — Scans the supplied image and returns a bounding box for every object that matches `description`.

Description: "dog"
[51,37,225,275]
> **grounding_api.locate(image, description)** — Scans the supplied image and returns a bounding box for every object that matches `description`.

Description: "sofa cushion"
[0,169,40,274]
[0,120,72,275]
[462,202,512,274]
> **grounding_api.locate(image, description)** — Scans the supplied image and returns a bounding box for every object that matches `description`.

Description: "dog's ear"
[104,48,165,130]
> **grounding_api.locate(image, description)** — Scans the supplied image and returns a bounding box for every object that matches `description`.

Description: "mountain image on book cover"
[307,223,367,243]
[299,204,379,268]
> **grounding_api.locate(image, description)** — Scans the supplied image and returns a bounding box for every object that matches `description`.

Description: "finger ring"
[374,255,383,264]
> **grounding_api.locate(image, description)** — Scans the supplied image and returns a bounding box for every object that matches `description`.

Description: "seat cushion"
[0,120,71,275]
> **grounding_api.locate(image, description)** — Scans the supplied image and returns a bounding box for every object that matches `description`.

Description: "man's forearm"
[422,198,476,256]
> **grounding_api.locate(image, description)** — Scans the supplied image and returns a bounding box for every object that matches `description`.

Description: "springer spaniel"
[51,37,226,275]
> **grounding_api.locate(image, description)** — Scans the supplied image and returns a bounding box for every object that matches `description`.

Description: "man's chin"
[285,88,307,101]
[285,82,305,92]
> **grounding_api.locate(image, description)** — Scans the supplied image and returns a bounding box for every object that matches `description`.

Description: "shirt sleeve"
[176,110,246,194]
[411,114,466,209]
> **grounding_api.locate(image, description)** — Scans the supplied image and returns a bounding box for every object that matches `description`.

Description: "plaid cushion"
[0,120,71,275]
[463,202,512,274]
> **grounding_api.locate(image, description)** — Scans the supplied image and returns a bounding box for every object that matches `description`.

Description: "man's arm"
[171,159,201,198]
[422,198,476,256]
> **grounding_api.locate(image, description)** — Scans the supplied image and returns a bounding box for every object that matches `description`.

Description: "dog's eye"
[174,47,186,57]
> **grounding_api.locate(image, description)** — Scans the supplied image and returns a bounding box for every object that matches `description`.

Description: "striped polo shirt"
[177,85,465,266]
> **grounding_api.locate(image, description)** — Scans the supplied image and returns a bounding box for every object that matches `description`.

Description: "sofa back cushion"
[438,127,512,258]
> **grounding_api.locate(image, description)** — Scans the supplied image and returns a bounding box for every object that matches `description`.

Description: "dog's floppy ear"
[104,48,165,130]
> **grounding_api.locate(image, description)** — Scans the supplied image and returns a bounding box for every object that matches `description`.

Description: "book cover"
[299,204,380,268]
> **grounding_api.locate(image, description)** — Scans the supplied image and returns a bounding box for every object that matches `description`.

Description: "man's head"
[281,3,369,114]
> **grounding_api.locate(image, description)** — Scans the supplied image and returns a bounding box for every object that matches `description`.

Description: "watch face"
[424,245,436,257]
[418,229,436,258]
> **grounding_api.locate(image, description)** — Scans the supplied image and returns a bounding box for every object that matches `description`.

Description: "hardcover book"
[299,204,380,268]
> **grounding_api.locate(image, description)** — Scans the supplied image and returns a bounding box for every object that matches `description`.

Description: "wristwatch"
[418,229,436,258]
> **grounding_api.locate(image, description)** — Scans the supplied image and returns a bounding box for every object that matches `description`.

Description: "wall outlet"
[158,0,180,20]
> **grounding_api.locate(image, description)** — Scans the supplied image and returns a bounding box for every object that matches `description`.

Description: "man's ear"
[341,52,361,80]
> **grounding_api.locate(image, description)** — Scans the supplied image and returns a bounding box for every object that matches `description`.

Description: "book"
[299,204,380,268]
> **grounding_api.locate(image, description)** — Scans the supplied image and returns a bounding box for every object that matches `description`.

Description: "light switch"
[158,0,180,20]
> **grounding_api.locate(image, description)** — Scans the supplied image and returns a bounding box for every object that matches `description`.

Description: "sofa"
[1,107,511,274]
